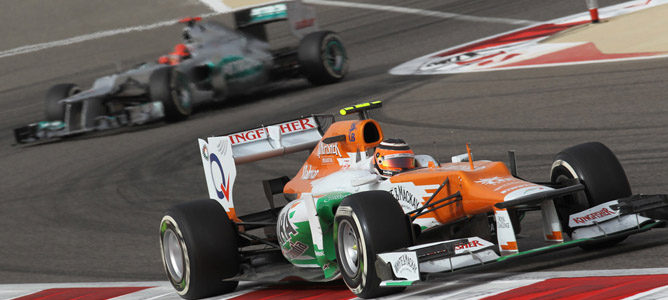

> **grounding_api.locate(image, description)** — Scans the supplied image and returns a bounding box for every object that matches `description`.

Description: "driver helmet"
[173,44,191,58]
[158,44,192,65]
[373,138,416,178]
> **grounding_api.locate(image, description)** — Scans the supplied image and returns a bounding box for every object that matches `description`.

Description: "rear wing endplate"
[197,116,325,219]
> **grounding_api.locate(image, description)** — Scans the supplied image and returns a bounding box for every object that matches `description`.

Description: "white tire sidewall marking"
[160,215,191,296]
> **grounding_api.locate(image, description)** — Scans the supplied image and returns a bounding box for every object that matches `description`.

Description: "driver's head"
[173,44,191,58]
[373,138,416,178]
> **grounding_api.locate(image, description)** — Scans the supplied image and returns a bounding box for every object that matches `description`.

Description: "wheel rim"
[325,40,346,73]
[554,170,588,209]
[170,72,192,113]
[338,219,361,276]
[553,170,589,235]
[163,229,185,282]
[176,88,191,109]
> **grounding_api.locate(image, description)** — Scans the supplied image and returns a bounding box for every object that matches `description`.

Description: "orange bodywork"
[284,119,383,194]
[390,161,541,224]
[284,118,546,226]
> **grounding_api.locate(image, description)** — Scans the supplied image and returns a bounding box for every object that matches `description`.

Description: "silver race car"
[14,0,348,144]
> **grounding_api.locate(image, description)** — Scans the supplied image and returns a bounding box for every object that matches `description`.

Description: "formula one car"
[13,0,347,144]
[159,102,667,299]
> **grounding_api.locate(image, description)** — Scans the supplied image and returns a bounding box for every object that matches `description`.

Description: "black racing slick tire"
[334,191,412,298]
[550,142,632,249]
[298,31,348,85]
[159,199,240,299]
[45,83,80,121]
[150,67,193,122]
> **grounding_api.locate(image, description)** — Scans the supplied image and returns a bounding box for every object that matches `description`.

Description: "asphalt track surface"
[1,0,668,293]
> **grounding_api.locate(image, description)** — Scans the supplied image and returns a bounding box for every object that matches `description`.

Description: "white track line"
[0,1,537,60]
[303,0,539,25]
[0,12,218,60]
[199,0,231,12]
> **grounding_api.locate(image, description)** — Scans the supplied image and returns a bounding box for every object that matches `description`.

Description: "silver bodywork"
[14,0,322,144]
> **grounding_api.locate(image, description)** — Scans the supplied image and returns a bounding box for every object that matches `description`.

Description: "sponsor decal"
[209,153,231,201]
[394,253,418,274]
[277,204,316,261]
[390,186,422,211]
[277,206,298,246]
[415,41,569,74]
[496,215,511,229]
[394,1,668,75]
[348,122,357,142]
[250,4,287,22]
[294,18,315,30]
[229,128,267,145]
[337,157,354,168]
[228,118,316,145]
[317,142,341,157]
[392,22,588,75]
[419,46,517,72]
[279,118,316,134]
[301,164,319,180]
[201,144,208,161]
[454,239,484,251]
[284,241,310,260]
[572,207,616,224]
[321,157,334,164]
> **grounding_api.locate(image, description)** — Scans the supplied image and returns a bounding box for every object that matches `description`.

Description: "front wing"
[375,196,666,287]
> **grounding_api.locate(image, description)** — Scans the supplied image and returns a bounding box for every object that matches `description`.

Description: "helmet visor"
[379,153,415,170]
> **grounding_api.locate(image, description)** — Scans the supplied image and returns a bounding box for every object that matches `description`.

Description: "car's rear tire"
[334,191,412,298]
[160,199,239,299]
[150,67,192,122]
[550,142,631,249]
[45,83,80,121]
[298,31,348,85]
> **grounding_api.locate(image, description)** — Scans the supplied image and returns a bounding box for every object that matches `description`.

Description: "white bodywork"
[199,137,237,214]
[377,237,499,286]
[199,116,323,216]
[569,200,652,240]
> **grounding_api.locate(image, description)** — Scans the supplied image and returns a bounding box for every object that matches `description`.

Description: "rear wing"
[198,115,331,219]
[233,0,319,41]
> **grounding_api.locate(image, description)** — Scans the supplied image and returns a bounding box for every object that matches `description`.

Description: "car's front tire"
[334,191,412,298]
[160,199,239,299]
[551,142,631,249]
[150,67,193,122]
[45,83,80,121]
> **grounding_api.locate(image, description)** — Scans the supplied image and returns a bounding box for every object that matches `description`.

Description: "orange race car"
[159,101,667,299]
